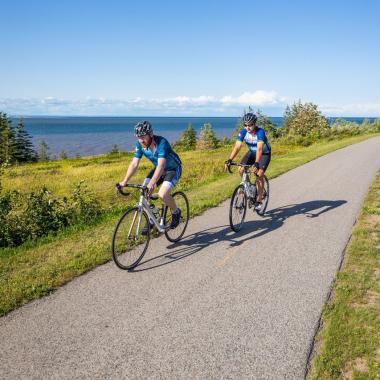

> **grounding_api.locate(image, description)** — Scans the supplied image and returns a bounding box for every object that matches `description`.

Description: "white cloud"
[0,91,287,116]
[221,91,285,106]
[320,103,380,117]
[2,92,378,117]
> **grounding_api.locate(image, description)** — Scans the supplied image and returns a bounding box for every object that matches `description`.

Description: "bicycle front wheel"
[229,184,247,232]
[256,176,269,216]
[112,207,150,270]
[164,191,190,242]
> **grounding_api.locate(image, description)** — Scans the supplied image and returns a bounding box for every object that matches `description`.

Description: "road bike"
[112,184,189,270]
[226,162,270,232]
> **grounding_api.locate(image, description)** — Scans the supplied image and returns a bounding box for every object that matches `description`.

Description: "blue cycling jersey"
[237,127,271,154]
[134,135,182,170]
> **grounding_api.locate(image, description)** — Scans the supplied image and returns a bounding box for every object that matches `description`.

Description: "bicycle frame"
[241,170,253,195]
[227,163,257,200]
[136,194,168,234]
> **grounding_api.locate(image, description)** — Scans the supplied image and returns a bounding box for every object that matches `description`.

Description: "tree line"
[0,113,57,165]
[173,102,380,151]
[2,101,380,164]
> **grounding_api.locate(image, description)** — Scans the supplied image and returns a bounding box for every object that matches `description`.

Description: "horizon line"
[7,114,380,119]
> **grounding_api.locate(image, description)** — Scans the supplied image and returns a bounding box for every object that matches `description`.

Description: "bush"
[25,187,70,239]
[69,180,102,224]
[0,181,102,248]
[282,101,329,137]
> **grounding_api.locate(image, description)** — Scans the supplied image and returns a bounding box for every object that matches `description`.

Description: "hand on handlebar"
[115,182,129,196]
[224,159,232,172]
[116,182,126,190]
[146,181,156,197]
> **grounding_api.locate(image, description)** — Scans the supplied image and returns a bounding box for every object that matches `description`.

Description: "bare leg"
[158,185,177,211]
[256,169,265,202]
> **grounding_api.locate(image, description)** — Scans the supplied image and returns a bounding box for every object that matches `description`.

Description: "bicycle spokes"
[229,185,247,232]
[164,191,190,242]
[112,207,150,270]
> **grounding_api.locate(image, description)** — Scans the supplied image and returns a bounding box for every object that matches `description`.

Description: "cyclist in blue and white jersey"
[118,121,182,229]
[225,112,271,211]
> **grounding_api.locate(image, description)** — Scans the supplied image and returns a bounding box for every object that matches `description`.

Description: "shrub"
[0,181,102,248]
[69,180,102,224]
[282,101,329,137]
[25,187,70,239]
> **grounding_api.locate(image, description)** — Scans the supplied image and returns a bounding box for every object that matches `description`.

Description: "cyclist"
[225,112,271,211]
[117,121,182,231]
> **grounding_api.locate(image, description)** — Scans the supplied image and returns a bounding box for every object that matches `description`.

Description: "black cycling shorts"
[240,151,271,171]
[145,167,182,188]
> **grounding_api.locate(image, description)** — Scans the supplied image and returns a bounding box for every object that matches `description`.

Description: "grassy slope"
[308,171,380,379]
[0,133,378,317]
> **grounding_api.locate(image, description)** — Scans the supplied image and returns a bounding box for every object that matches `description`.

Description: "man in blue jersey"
[225,112,271,211]
[118,121,182,230]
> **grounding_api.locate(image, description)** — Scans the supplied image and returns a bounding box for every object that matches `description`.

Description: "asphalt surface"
[1,137,379,379]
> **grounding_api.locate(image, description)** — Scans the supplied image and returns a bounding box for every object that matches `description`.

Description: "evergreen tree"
[178,123,197,150]
[14,119,36,162]
[109,144,120,154]
[37,140,50,161]
[59,150,68,160]
[197,123,218,150]
[0,113,16,164]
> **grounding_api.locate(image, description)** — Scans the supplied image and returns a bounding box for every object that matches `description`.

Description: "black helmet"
[242,112,258,125]
[134,121,153,137]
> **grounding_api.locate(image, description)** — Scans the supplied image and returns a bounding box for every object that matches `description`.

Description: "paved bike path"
[1,137,379,379]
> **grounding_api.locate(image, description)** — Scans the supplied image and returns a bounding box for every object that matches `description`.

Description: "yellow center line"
[218,246,242,267]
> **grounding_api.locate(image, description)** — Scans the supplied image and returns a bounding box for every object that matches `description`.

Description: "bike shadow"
[130,199,347,272]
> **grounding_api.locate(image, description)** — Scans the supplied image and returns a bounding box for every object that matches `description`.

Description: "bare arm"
[228,140,243,161]
[120,157,140,186]
[255,143,264,163]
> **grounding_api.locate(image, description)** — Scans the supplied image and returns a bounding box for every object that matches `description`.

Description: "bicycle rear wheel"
[112,207,150,270]
[256,176,269,216]
[164,191,189,242]
[229,184,247,232]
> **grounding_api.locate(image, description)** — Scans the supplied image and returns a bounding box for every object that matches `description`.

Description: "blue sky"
[1,0,379,116]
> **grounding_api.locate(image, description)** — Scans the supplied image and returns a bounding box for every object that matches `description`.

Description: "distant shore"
[9,116,378,158]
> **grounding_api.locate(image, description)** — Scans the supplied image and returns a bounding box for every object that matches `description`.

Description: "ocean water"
[10,116,375,158]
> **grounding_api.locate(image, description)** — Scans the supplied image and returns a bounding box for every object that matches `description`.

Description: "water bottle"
[149,204,159,218]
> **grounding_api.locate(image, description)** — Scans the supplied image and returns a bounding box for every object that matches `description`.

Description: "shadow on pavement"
[130,199,347,272]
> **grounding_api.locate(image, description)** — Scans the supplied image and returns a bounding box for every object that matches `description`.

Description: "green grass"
[0,133,379,317]
[307,171,380,379]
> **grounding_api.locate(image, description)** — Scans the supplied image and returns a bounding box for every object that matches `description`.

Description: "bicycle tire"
[112,207,150,270]
[256,176,269,216]
[164,191,190,242]
[229,184,247,232]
